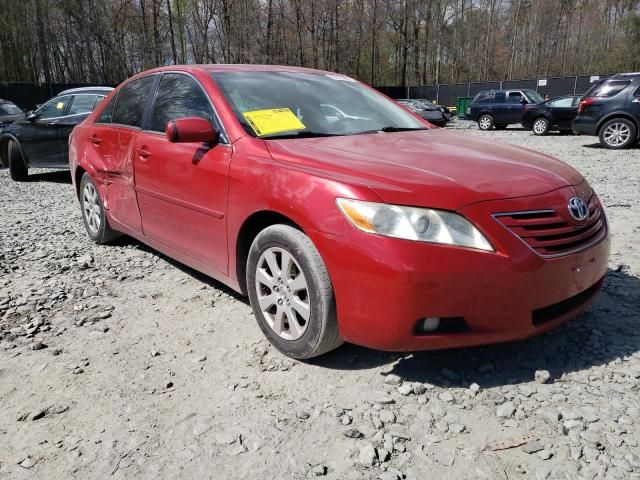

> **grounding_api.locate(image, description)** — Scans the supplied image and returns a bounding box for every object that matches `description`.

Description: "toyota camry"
[69,65,610,359]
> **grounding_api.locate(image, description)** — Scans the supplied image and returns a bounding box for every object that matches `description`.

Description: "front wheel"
[79,173,119,244]
[477,114,494,131]
[532,117,550,136]
[8,140,28,181]
[246,224,342,359]
[599,118,637,149]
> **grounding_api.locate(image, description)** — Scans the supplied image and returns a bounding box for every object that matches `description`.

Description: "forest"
[0,0,639,87]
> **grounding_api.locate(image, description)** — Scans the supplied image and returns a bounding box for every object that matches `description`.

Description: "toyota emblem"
[568,197,588,221]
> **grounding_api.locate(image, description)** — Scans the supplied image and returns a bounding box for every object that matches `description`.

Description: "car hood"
[265,129,584,210]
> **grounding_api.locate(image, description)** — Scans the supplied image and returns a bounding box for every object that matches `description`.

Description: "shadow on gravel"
[109,236,248,303]
[26,170,72,184]
[583,142,640,149]
[314,268,640,388]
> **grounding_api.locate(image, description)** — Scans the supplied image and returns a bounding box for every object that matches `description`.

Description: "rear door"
[133,72,231,273]
[547,96,578,129]
[491,92,508,123]
[630,85,640,125]
[20,95,72,166]
[89,76,156,233]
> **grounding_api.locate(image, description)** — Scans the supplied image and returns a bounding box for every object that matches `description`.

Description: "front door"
[547,96,579,129]
[20,94,72,166]
[133,72,231,273]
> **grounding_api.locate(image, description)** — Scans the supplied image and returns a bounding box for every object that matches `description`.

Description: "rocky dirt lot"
[0,125,639,480]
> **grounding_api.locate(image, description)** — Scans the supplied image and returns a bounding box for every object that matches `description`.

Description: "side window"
[37,95,72,119]
[592,80,630,98]
[149,73,214,132]
[494,92,506,103]
[67,95,99,115]
[507,92,524,104]
[111,76,155,127]
[548,97,573,108]
[94,96,105,107]
[473,92,492,104]
[97,95,116,124]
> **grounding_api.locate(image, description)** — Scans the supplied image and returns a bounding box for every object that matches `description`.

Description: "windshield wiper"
[378,126,428,133]
[261,131,344,140]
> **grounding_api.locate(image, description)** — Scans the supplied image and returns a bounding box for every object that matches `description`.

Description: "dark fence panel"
[408,85,438,101]
[468,81,501,96]
[376,74,614,107]
[502,79,537,91]
[0,82,112,110]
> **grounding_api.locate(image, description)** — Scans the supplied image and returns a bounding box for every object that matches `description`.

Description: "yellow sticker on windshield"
[56,102,64,109]
[242,108,305,136]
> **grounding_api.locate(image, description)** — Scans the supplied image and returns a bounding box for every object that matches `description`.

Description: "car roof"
[133,64,347,78]
[57,86,114,96]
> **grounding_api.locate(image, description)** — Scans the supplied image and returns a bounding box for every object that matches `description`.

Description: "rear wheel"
[79,173,119,244]
[478,114,494,131]
[598,118,637,149]
[8,140,28,181]
[532,117,550,136]
[246,224,342,359]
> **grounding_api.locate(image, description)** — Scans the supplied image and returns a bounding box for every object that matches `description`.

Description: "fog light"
[419,317,441,332]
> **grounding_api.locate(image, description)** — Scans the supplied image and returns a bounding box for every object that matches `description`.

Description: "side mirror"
[26,111,38,121]
[166,117,220,146]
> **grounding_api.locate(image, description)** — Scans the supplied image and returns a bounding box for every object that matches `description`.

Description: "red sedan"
[69,65,610,359]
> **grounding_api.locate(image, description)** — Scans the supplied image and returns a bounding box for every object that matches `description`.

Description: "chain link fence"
[375,74,611,107]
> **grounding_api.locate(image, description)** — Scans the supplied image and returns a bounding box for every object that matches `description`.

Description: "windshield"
[211,71,426,138]
[524,90,544,104]
[0,103,22,115]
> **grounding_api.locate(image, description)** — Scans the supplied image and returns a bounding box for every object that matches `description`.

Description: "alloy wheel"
[479,116,491,130]
[83,182,101,235]
[254,247,310,341]
[603,122,631,147]
[533,119,548,134]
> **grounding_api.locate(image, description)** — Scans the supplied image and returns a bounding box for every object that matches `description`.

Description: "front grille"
[531,278,603,326]
[494,195,606,257]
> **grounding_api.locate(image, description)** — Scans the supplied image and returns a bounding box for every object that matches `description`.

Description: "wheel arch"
[0,134,29,168]
[596,112,640,137]
[235,210,306,295]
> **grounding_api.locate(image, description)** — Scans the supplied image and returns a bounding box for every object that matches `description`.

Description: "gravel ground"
[0,125,639,480]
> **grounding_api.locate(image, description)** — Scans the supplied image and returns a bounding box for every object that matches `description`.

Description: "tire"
[246,224,342,359]
[79,172,119,244]
[477,114,494,131]
[598,118,637,149]
[8,140,28,181]
[494,124,508,130]
[532,117,550,136]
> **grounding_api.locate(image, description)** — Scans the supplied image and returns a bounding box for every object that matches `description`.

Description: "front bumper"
[309,188,610,351]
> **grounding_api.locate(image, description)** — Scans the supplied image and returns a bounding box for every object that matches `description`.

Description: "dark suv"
[467,89,545,130]
[573,73,640,149]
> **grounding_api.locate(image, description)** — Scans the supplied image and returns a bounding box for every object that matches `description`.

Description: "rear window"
[473,92,493,104]
[111,76,155,127]
[589,80,630,98]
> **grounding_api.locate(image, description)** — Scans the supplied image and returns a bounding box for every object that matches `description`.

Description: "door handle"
[89,136,102,145]
[136,148,151,158]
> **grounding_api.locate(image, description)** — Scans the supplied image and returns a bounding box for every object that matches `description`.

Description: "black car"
[573,73,640,149]
[521,95,581,135]
[396,99,449,127]
[0,100,24,129]
[0,87,113,180]
[467,89,545,130]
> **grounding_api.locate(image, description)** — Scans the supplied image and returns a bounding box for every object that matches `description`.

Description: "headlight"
[336,198,493,252]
